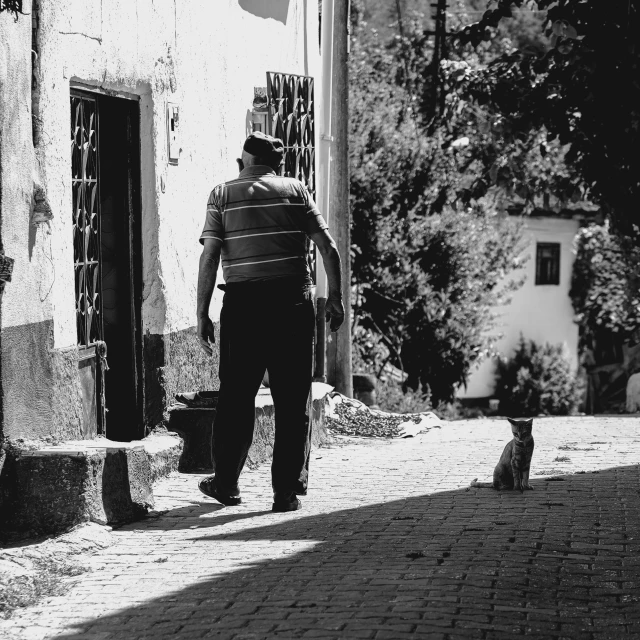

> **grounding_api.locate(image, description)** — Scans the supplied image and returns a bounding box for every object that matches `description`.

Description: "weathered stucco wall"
[38,0,315,345]
[0,10,52,334]
[1,0,320,438]
[0,9,65,441]
[459,216,581,400]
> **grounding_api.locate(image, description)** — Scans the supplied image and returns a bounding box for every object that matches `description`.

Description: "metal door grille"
[267,71,317,279]
[71,94,102,346]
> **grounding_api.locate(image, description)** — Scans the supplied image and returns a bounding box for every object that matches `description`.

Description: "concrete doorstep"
[0,432,183,539]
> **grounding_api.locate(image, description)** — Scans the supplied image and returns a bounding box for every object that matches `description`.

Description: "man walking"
[196,132,344,512]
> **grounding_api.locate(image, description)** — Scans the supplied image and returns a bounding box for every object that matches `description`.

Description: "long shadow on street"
[58,465,640,640]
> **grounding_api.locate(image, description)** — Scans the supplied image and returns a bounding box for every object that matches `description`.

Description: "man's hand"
[197,239,221,356]
[325,295,345,332]
[309,229,345,333]
[197,316,216,355]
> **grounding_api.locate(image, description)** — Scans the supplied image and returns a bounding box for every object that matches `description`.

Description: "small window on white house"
[535,242,560,285]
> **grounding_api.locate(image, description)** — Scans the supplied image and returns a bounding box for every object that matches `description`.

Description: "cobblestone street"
[2,416,640,640]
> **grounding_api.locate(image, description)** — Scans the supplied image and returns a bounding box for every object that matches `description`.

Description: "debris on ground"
[0,522,113,619]
[325,392,443,438]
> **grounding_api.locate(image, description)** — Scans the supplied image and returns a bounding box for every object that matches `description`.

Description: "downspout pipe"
[314,0,335,383]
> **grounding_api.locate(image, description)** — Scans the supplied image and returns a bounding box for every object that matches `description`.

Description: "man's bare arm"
[197,239,222,355]
[309,229,345,332]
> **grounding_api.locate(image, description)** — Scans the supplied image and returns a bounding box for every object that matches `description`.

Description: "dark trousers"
[211,280,315,495]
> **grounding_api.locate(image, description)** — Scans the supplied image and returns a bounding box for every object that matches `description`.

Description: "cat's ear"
[523,419,533,428]
[507,418,518,426]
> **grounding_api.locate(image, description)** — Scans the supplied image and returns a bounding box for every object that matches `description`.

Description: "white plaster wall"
[159,0,314,336]
[459,216,581,399]
[0,10,54,330]
[5,0,318,348]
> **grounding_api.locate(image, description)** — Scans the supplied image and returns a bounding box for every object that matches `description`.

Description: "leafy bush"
[349,12,526,405]
[352,338,487,419]
[352,333,430,413]
[495,337,582,417]
[570,222,640,341]
[374,377,431,415]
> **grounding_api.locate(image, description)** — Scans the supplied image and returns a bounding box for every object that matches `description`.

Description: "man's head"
[237,131,285,172]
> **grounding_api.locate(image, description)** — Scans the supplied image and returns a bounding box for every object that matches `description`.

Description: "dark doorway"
[98,95,143,441]
[70,90,143,441]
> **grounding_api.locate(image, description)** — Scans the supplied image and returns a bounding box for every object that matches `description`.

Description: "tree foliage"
[350,9,525,404]
[370,2,574,212]
[453,0,640,237]
[351,0,640,405]
[570,223,640,342]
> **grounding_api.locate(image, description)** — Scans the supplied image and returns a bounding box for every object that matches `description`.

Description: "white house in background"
[458,215,581,402]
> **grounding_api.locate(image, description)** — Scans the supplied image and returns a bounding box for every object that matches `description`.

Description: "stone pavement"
[2,416,640,640]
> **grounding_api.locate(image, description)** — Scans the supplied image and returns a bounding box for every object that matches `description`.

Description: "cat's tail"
[469,478,494,489]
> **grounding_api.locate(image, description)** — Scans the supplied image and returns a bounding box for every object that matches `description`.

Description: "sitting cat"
[470,418,534,493]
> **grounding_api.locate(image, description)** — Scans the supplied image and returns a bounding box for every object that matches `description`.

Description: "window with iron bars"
[71,94,103,346]
[266,71,317,281]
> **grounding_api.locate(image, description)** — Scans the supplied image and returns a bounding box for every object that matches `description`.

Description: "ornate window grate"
[267,72,317,281]
[71,94,102,346]
[266,72,316,198]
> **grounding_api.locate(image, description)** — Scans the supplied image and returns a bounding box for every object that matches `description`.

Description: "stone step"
[1,433,182,538]
[168,382,333,473]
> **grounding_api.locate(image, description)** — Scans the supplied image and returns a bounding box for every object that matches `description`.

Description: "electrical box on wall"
[167,103,180,164]
[251,110,268,133]
[252,87,268,133]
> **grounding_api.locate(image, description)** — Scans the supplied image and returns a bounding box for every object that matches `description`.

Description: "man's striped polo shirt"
[200,165,327,283]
